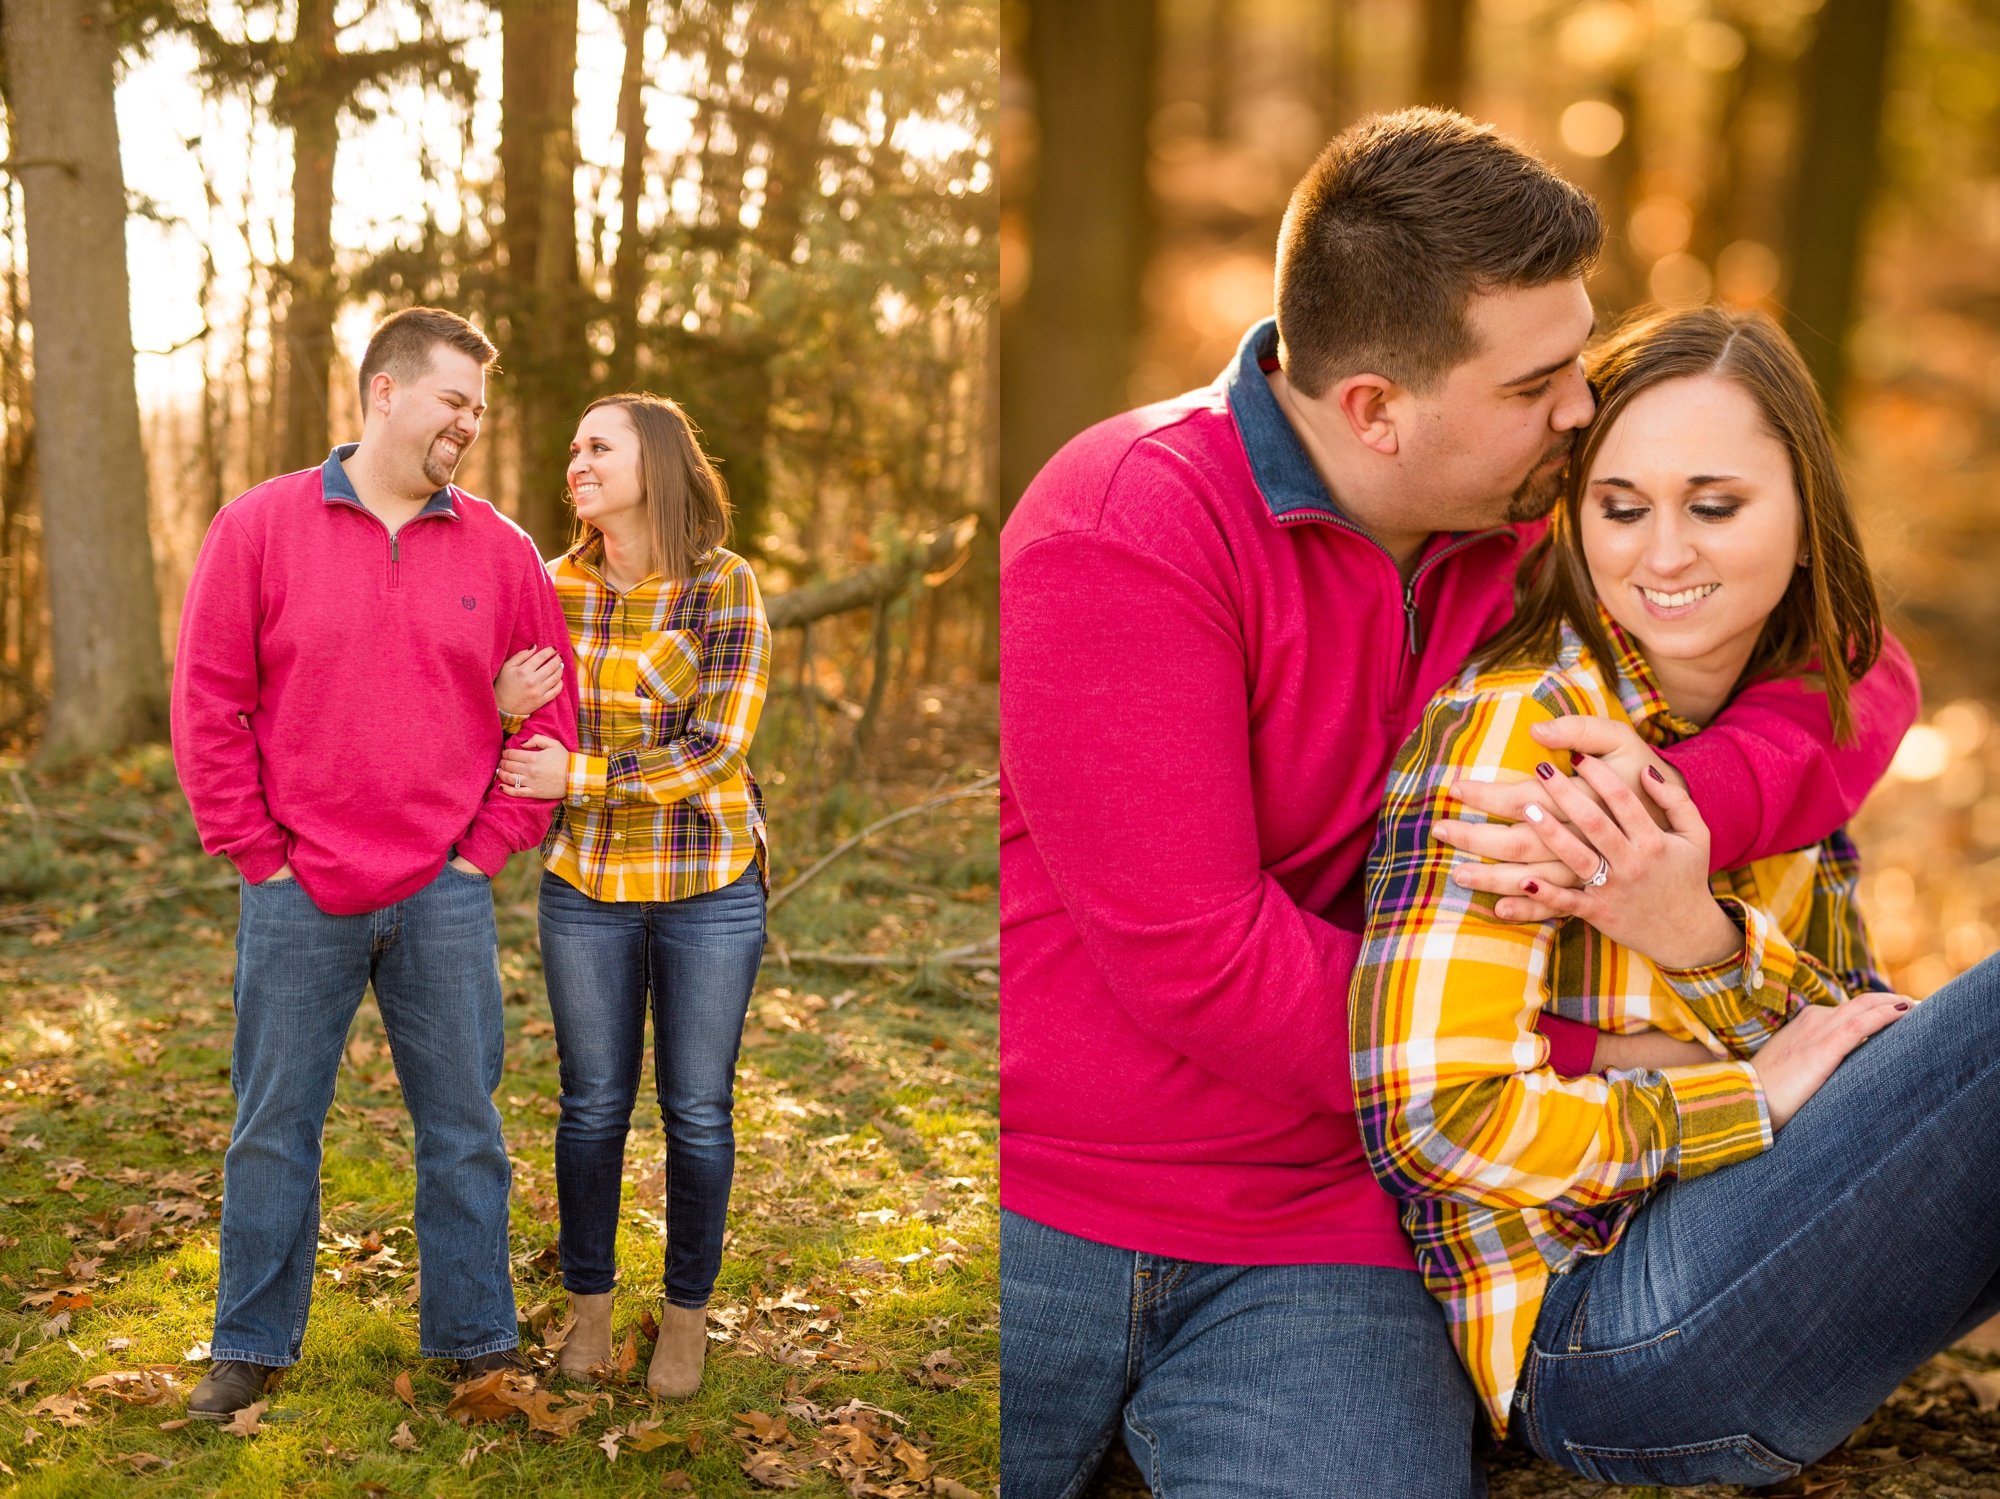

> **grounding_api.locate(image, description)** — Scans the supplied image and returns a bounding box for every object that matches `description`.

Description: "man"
[999,110,1918,1496]
[171,307,579,1417]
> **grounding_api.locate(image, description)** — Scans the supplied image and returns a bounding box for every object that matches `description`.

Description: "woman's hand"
[1753,993,1911,1130]
[1493,753,1743,971]
[495,646,564,718]
[1438,716,1681,921]
[498,735,570,799]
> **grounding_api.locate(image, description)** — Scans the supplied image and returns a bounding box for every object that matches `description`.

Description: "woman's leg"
[1517,954,2000,1487]
[538,871,650,1297]
[648,864,765,1309]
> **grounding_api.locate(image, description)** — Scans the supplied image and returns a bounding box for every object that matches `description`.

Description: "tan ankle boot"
[647,1303,707,1398]
[558,1291,615,1378]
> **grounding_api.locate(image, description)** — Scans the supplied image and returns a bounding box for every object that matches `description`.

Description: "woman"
[1351,306,2000,1485]
[494,393,769,1398]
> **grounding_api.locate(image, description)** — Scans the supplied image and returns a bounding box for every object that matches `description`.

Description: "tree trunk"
[1784,0,1896,420]
[1418,0,1470,111]
[3,0,169,761]
[999,0,1156,517]
[500,0,586,556]
[278,0,339,473]
[611,0,649,391]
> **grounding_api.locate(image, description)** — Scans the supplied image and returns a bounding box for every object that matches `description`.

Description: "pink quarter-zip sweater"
[999,320,1920,1267]
[172,448,580,916]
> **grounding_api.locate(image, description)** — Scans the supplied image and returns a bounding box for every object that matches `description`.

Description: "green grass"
[0,745,998,1496]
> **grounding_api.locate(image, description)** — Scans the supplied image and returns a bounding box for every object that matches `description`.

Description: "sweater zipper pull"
[1404,580,1423,655]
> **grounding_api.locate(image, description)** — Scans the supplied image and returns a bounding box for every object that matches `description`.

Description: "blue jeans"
[214,864,517,1366]
[537,863,765,1306]
[1001,1209,1488,1499]
[1516,953,2000,1485]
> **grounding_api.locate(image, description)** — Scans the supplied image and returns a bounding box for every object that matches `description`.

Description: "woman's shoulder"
[1394,632,1623,781]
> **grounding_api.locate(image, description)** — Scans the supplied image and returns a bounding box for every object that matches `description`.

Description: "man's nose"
[1551,362,1595,433]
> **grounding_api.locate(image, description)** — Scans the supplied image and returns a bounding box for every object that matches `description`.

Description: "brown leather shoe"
[188,1360,282,1420]
[646,1303,707,1399]
[452,1346,533,1383]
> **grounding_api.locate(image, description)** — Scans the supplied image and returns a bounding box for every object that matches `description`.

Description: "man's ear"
[1335,373,1405,457]
[367,371,396,424]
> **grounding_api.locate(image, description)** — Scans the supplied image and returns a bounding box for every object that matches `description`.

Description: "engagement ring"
[1588,854,1610,887]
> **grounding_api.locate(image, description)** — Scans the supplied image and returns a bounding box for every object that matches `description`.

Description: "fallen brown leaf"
[660,1473,693,1491]
[741,1449,801,1488]
[107,1451,169,1474]
[515,1388,595,1438]
[391,1370,418,1410]
[1965,1369,2000,1411]
[390,1421,419,1451]
[611,1326,638,1377]
[157,1418,191,1432]
[598,1429,622,1463]
[639,1309,660,1342]
[894,1438,934,1481]
[931,1480,981,1499]
[220,1399,268,1438]
[27,1392,88,1429]
[445,1368,540,1426]
[18,1424,40,1446]
[736,1409,791,1445]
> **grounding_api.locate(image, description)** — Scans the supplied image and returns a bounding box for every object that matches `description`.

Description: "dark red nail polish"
[1523,880,1540,894]
[1895,1002,1910,1012]
[1646,765,1665,783]
[1535,762,1555,781]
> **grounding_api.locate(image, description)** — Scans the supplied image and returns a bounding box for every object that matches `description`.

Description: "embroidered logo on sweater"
[462,596,477,610]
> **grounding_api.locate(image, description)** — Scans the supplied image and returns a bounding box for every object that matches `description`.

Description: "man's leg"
[1125,1260,1486,1499]
[999,1209,1139,1499]
[1518,954,2000,1487]
[372,864,518,1361]
[212,877,372,1366]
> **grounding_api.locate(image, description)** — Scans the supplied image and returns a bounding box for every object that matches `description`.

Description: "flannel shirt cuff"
[1666,1059,1771,1178]
[500,712,526,735]
[568,754,607,806]
[605,750,644,802]
[1656,897,1802,1014]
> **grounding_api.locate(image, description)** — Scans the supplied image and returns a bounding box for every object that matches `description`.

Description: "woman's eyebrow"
[1591,476,1637,489]
[1687,474,1741,486]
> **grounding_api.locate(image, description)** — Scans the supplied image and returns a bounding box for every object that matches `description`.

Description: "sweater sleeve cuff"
[1656,897,1802,1017]
[1535,1012,1599,1077]
[1656,735,1759,872]
[568,754,607,805]
[453,826,511,878]
[233,840,290,887]
[1667,1059,1771,1178]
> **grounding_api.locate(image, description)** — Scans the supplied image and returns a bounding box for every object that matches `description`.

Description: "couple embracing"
[1002,110,2000,1494]
[168,307,771,1418]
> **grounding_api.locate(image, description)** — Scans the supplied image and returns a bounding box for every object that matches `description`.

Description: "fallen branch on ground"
[768,936,997,969]
[766,774,999,916]
[764,515,978,631]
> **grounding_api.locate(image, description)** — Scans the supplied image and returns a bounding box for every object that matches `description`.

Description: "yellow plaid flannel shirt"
[530,538,770,903]
[1349,615,1886,1434]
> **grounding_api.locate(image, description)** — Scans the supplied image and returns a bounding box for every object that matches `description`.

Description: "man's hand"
[1591,1029,1717,1073]
[498,735,569,799]
[448,854,488,878]
[1436,716,1685,921]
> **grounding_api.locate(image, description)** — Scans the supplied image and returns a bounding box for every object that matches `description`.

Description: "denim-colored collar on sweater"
[1220,318,1352,528]
[321,443,459,518]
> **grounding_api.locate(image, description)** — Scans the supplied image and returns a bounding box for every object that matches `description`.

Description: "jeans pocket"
[1562,1433,1800,1486]
[444,862,492,884]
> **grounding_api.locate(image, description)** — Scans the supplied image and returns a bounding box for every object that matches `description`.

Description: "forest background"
[1007,0,2000,1493]
[0,0,1000,1494]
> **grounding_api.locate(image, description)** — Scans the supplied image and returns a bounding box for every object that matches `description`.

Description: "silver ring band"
[1588,854,1610,888]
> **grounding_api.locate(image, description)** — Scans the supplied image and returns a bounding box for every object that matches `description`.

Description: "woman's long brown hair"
[1476,305,1882,741]
[569,393,732,581]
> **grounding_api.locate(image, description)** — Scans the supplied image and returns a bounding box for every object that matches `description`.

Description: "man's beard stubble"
[1504,432,1578,523]
[421,436,463,489]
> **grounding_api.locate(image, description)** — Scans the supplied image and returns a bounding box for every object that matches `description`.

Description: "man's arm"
[169,511,289,885]
[1658,634,1921,869]
[455,551,579,875]
[1004,529,1377,1118]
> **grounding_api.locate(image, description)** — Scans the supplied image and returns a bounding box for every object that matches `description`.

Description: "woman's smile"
[1635,580,1721,616]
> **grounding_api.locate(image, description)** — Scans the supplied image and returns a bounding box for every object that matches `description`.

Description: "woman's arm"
[501,559,768,806]
[495,645,564,727]
[1352,681,1773,1216]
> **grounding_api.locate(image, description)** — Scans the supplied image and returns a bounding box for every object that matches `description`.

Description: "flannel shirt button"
[1752,969,1765,991]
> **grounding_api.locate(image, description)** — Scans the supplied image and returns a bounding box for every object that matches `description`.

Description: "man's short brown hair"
[1276,109,1603,397]
[357,307,498,408]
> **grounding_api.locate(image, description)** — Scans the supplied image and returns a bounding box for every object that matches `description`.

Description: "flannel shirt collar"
[1595,603,1703,745]
[320,443,459,519]
[560,532,669,591]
